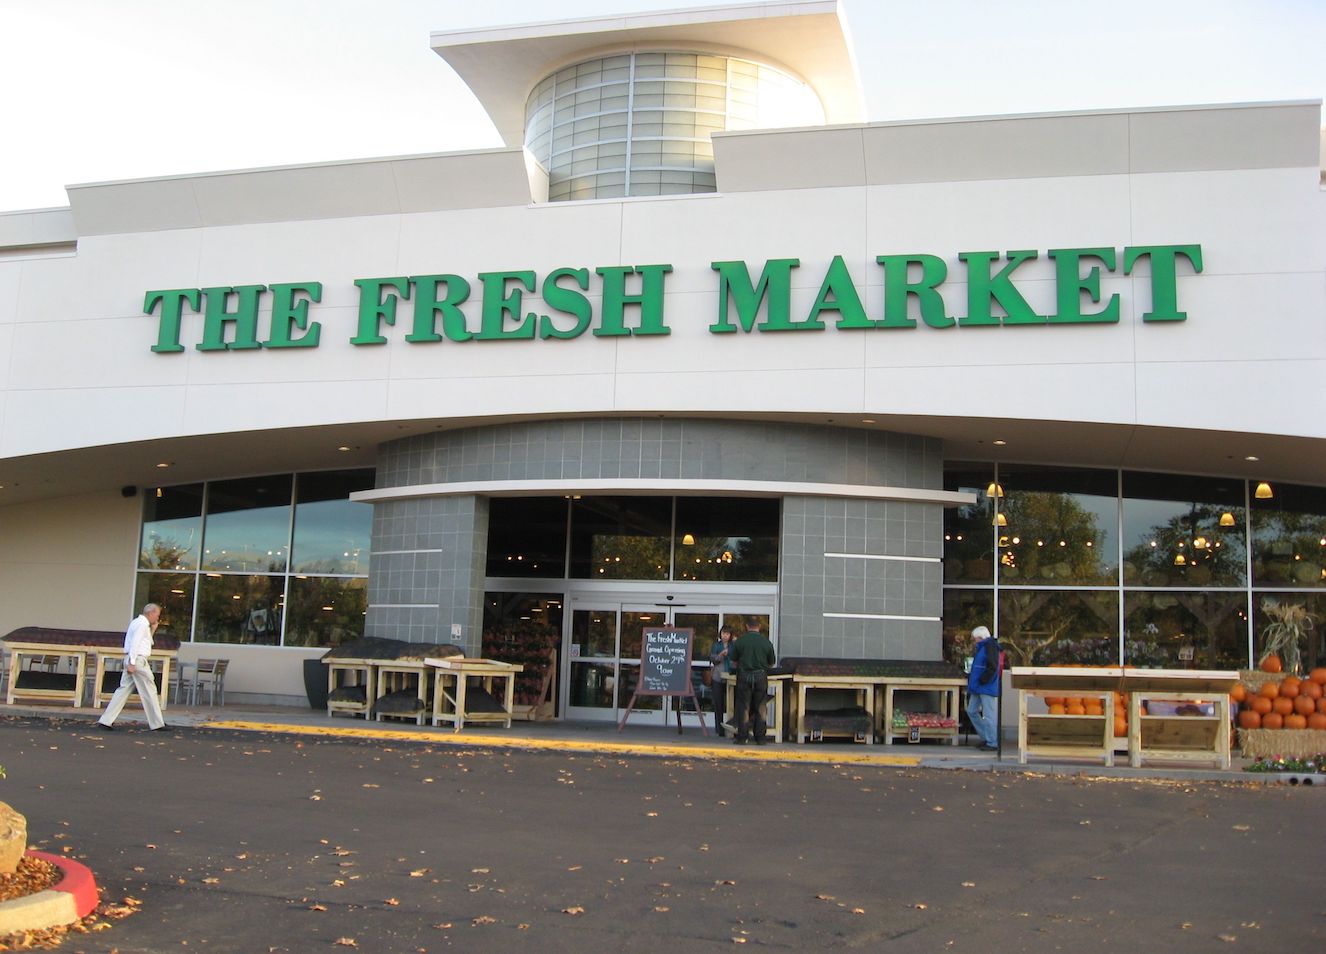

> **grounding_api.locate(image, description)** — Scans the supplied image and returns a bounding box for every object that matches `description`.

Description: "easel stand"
[617,685,710,736]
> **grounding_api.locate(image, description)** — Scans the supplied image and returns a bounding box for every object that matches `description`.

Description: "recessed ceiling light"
[861,418,876,424]
[156,462,172,469]
[337,445,352,452]
[1244,455,1259,462]
[992,440,1007,446]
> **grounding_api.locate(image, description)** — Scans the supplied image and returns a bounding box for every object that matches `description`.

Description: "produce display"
[1234,664,1326,731]
[891,711,957,730]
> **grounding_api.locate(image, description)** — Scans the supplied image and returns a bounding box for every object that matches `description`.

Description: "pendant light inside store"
[1255,482,1274,499]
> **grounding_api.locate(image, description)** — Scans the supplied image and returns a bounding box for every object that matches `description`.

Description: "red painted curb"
[25,850,98,918]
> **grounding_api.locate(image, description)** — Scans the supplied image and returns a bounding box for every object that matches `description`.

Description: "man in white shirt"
[97,603,167,731]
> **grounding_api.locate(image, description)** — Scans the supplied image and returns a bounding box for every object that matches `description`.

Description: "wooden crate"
[1124,670,1237,769]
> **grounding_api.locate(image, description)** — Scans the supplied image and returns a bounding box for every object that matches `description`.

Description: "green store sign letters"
[143,245,1201,353]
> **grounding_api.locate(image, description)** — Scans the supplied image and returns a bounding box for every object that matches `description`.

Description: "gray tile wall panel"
[372,418,944,661]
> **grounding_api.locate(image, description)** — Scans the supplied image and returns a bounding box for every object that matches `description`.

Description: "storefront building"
[2,2,1324,719]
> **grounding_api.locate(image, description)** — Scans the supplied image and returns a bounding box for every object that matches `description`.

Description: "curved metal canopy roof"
[431,1,864,146]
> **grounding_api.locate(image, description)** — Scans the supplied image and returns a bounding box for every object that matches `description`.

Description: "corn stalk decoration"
[1260,599,1314,675]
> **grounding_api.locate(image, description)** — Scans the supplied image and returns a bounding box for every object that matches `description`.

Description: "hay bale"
[1237,727,1326,759]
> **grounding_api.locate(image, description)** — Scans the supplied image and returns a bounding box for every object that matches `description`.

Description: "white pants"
[98,656,165,729]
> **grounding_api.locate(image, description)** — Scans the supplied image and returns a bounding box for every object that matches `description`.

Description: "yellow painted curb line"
[203,720,922,767]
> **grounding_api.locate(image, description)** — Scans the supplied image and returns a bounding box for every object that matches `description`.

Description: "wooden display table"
[91,649,179,711]
[5,641,89,707]
[320,638,465,720]
[1011,667,1123,766]
[4,627,180,709]
[719,672,791,743]
[427,657,523,731]
[878,676,965,745]
[373,660,432,725]
[1123,669,1237,770]
[781,659,967,745]
[792,673,881,744]
[325,660,375,718]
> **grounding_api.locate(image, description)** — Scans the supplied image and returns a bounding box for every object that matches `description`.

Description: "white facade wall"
[1,102,1324,701]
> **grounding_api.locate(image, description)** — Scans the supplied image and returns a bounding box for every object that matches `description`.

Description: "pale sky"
[2,0,1323,212]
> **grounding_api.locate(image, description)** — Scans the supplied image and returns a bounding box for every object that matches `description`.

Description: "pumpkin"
[1048,703,1066,715]
[1260,654,1283,673]
[1259,681,1280,700]
[1308,713,1326,730]
[1230,683,1247,703]
[1279,676,1301,699]
[1261,712,1284,730]
[1293,695,1316,716]
[1045,697,1065,707]
[1237,710,1262,730]
[1302,681,1323,701]
[1066,704,1086,716]
[1272,696,1294,716]
[1310,667,1326,686]
[1319,697,1326,715]
[1250,696,1273,715]
[1283,713,1307,730]
[1113,716,1128,737]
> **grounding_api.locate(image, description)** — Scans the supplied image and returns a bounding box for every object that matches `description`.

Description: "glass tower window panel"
[1250,481,1326,587]
[290,470,373,575]
[195,573,285,644]
[284,577,366,649]
[201,475,293,573]
[134,571,195,642]
[526,51,824,201]
[486,497,568,578]
[1122,472,1247,587]
[673,497,779,582]
[139,483,204,570]
[569,497,671,580]
[998,589,1119,667]
[1124,590,1249,670]
[942,589,995,667]
[1253,591,1326,673]
[943,464,996,585]
[996,464,1118,586]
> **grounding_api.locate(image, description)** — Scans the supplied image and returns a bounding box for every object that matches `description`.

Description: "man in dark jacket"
[965,625,1002,751]
[729,617,776,744]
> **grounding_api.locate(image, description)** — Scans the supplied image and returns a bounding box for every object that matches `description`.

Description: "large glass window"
[139,483,203,570]
[482,592,564,714]
[1124,591,1248,670]
[997,465,1118,586]
[135,470,371,648]
[943,464,995,585]
[997,589,1119,667]
[486,498,569,578]
[1251,482,1326,588]
[569,497,672,580]
[195,573,285,645]
[1122,472,1246,587]
[284,577,367,649]
[673,497,779,582]
[202,475,293,573]
[291,471,373,574]
[944,464,1325,670]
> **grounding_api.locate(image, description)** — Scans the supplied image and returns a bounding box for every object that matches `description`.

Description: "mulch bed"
[0,856,59,904]
[0,856,140,951]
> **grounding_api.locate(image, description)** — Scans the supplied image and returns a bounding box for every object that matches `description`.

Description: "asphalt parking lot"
[1,716,1322,952]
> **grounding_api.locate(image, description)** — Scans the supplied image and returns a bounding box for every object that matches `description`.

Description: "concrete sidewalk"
[0,699,1300,785]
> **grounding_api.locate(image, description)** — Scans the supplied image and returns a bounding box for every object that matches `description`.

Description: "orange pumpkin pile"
[1044,693,1132,736]
[1236,666,1326,731]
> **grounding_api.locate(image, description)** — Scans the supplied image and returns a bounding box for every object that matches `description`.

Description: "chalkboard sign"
[638,627,694,695]
[617,626,708,736]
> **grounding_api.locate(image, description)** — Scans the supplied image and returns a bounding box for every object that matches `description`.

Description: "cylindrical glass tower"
[524,51,825,201]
